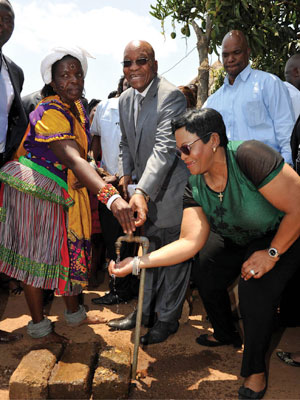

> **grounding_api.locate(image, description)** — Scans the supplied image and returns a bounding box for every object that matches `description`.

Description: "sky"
[4,0,217,102]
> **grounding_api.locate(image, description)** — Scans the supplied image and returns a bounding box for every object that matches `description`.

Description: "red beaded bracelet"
[97,184,120,205]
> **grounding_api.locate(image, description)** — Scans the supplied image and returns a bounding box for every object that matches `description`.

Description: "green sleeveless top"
[189,141,285,246]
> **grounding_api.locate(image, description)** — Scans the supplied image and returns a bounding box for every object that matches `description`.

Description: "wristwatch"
[268,247,280,259]
[134,188,150,203]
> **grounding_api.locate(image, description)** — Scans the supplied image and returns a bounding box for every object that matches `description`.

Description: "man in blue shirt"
[204,30,295,164]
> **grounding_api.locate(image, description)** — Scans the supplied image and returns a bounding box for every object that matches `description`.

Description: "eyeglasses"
[176,132,213,156]
[121,58,149,68]
[176,138,201,157]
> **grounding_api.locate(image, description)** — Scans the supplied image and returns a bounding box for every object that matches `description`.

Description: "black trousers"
[142,220,192,322]
[98,201,139,299]
[192,231,300,377]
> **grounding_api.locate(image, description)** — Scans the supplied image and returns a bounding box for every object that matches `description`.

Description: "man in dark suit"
[108,40,191,344]
[0,0,27,168]
[0,0,27,343]
[21,90,43,117]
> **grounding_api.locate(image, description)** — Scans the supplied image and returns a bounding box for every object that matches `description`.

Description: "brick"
[93,346,131,400]
[48,342,97,399]
[9,343,62,400]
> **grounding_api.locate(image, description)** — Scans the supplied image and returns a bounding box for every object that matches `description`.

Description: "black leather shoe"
[196,332,242,348]
[92,292,125,305]
[140,320,179,345]
[108,311,156,330]
[108,310,137,330]
[238,384,267,399]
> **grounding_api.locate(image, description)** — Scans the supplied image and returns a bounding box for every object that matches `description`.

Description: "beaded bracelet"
[97,184,120,205]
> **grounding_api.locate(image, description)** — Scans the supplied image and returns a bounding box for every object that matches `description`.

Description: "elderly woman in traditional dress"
[0,46,135,343]
[109,108,300,399]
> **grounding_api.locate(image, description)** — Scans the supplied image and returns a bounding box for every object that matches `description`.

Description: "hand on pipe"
[110,198,136,234]
[129,194,148,227]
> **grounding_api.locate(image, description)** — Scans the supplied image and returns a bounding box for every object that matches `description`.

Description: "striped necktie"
[0,53,8,143]
[134,93,144,127]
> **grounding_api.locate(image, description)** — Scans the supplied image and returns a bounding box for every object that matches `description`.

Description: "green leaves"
[150,0,299,72]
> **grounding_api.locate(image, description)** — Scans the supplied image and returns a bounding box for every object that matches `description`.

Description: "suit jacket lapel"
[4,55,19,97]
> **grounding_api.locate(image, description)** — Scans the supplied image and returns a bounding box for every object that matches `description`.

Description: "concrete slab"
[93,346,131,399]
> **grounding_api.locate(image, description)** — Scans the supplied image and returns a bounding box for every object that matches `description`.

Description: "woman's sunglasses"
[121,58,149,68]
[176,138,201,156]
[176,132,213,157]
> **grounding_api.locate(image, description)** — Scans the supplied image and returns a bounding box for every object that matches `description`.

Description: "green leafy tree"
[150,0,300,106]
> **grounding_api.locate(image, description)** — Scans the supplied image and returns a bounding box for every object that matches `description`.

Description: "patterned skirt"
[0,161,91,295]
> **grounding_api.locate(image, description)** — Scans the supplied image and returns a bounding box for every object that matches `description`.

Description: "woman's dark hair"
[107,90,118,99]
[178,85,197,109]
[117,76,125,95]
[88,99,100,114]
[41,84,55,98]
[117,75,130,96]
[41,55,81,99]
[171,108,228,147]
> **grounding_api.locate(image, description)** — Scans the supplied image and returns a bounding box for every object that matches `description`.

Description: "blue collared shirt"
[204,64,295,164]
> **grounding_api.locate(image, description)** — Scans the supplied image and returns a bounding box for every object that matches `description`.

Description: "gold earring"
[213,147,216,153]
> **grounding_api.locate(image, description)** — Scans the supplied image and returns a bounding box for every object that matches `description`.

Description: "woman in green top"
[109,108,300,400]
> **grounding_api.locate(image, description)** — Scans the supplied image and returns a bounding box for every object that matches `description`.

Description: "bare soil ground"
[0,275,300,400]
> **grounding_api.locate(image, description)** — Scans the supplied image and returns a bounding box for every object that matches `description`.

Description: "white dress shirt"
[90,97,121,175]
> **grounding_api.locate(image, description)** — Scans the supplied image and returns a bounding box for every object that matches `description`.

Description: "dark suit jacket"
[22,90,43,117]
[1,55,28,166]
[118,75,190,228]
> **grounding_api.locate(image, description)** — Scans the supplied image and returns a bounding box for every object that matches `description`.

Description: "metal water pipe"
[115,233,149,380]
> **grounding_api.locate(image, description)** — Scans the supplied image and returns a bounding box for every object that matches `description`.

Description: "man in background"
[284,53,300,119]
[0,0,27,343]
[204,30,295,164]
[0,0,27,167]
[90,77,138,305]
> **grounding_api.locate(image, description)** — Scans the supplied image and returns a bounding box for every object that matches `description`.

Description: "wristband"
[132,256,141,276]
[106,194,121,210]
